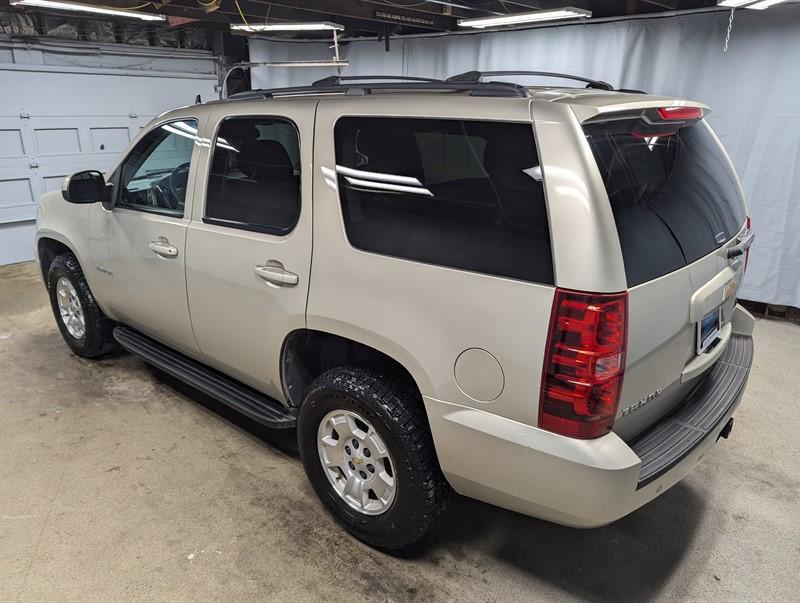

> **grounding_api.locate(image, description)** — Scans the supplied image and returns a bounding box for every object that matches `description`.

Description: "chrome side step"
[113,326,297,429]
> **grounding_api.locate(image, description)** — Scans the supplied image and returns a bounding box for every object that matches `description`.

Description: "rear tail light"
[657,106,703,121]
[745,215,751,272]
[539,289,628,439]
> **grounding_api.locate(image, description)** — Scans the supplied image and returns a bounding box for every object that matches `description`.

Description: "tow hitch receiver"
[717,418,734,441]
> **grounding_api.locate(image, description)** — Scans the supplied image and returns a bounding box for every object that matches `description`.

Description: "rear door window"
[583,117,746,287]
[334,117,553,285]
[205,117,300,234]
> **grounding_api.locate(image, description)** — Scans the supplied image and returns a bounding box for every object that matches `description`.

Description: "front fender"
[35,191,99,294]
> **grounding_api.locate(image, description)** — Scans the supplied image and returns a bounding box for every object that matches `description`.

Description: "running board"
[113,326,297,429]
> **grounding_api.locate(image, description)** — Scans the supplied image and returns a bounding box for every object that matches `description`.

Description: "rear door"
[184,100,315,400]
[580,108,749,440]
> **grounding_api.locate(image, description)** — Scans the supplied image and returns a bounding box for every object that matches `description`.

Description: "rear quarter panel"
[308,95,555,428]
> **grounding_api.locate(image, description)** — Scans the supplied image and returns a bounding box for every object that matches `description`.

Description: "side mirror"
[62,170,106,204]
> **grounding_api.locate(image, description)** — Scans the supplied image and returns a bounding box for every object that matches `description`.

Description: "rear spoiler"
[568,98,710,123]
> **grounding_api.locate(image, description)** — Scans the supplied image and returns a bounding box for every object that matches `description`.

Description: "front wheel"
[47,253,117,358]
[298,366,450,551]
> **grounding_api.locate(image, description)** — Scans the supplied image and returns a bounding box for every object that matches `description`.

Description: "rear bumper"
[424,333,753,528]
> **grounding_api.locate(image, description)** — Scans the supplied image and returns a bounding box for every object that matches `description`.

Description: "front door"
[90,117,202,355]
[185,102,316,400]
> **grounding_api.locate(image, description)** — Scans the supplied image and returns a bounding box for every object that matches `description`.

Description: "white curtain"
[251,6,800,306]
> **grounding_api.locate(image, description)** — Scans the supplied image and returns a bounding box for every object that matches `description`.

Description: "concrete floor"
[1,261,798,603]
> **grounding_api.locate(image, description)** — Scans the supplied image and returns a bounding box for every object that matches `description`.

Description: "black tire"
[298,365,451,551]
[47,253,117,358]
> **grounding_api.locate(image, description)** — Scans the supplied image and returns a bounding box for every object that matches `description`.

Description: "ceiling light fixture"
[9,0,165,20]
[743,0,789,8]
[458,7,591,29]
[250,60,350,67]
[230,22,344,32]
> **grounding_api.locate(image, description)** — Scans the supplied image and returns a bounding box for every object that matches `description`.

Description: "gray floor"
[1,261,798,602]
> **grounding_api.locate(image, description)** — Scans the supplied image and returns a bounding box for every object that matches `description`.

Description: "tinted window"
[584,118,746,287]
[205,117,300,234]
[334,117,553,284]
[118,119,198,216]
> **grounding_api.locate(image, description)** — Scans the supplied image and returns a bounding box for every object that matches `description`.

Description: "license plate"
[697,307,722,355]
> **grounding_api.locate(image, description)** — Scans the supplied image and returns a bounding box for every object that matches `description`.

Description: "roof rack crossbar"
[447,70,614,91]
[312,75,445,86]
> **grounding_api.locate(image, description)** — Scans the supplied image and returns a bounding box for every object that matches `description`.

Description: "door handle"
[148,240,179,258]
[254,261,299,287]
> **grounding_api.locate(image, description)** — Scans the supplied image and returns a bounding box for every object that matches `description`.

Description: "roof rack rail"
[447,70,614,91]
[312,75,445,86]
[228,78,530,100]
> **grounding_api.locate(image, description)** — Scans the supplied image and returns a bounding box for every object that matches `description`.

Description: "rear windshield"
[583,118,746,287]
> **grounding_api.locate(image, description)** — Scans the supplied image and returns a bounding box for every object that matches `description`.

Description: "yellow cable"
[121,2,151,9]
[234,0,249,26]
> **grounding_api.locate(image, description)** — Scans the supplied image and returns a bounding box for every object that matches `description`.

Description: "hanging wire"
[234,0,249,26]
[723,7,735,53]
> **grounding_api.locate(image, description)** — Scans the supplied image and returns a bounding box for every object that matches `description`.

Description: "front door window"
[117,119,199,216]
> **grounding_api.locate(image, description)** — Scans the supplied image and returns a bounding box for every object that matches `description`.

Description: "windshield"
[583,118,746,287]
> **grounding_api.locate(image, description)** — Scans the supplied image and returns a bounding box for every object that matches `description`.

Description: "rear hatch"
[581,106,750,441]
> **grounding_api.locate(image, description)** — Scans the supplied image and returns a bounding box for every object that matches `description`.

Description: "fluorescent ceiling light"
[744,0,788,8]
[717,0,787,8]
[9,0,165,20]
[459,7,591,29]
[258,60,349,68]
[230,22,344,32]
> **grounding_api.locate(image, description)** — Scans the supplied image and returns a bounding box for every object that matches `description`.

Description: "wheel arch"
[36,234,79,285]
[280,327,432,408]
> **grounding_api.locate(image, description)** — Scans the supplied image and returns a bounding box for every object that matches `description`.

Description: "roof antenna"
[195,94,202,104]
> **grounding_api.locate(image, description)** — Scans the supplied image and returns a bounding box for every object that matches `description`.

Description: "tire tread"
[48,252,117,358]
[299,365,450,550]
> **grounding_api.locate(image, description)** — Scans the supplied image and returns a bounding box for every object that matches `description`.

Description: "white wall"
[0,36,219,266]
[250,6,800,307]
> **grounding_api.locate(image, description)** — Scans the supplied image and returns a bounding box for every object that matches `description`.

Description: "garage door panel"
[0,118,34,170]
[42,174,68,193]
[33,127,82,156]
[0,129,25,157]
[0,177,35,224]
[89,127,130,154]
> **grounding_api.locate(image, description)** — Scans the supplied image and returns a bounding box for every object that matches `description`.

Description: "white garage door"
[0,36,219,266]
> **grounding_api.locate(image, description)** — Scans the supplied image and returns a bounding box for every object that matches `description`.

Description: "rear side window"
[334,117,553,285]
[584,118,746,287]
[205,117,300,234]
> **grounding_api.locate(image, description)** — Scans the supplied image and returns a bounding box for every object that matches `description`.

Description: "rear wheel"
[298,366,450,551]
[47,253,117,358]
